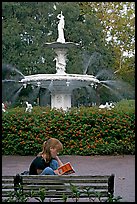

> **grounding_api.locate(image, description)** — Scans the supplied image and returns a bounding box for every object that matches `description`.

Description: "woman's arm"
[37,169,43,175]
[53,156,63,175]
[55,155,63,167]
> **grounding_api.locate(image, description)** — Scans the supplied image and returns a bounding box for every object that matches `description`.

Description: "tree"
[78,2,135,87]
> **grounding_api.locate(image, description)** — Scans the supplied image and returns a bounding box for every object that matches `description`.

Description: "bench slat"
[23,179,108,184]
[21,175,110,179]
[2,185,14,189]
[2,179,14,184]
[2,176,14,179]
[22,184,108,189]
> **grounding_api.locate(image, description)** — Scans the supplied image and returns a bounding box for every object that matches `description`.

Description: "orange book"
[58,162,75,175]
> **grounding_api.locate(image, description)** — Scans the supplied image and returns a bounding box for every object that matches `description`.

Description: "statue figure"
[99,102,115,110]
[53,50,67,74]
[2,103,6,112]
[25,101,33,113]
[57,11,65,43]
[53,56,66,73]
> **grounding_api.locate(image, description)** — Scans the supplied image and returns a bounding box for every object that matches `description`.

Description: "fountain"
[19,11,101,111]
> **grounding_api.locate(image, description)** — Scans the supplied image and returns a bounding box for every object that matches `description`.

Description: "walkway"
[2,155,135,202]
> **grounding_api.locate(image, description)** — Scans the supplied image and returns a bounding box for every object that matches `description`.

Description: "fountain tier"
[20,74,100,110]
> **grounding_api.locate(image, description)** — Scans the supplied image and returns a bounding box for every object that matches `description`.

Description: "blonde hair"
[38,138,63,163]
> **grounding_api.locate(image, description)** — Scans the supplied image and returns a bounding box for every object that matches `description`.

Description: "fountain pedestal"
[51,92,71,110]
[45,41,78,110]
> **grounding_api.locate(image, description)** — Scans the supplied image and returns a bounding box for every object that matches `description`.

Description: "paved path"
[2,155,135,202]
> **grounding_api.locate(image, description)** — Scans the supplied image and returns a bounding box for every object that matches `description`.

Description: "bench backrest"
[2,174,114,201]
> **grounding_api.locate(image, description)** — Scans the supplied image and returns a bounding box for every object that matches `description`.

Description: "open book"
[58,162,75,175]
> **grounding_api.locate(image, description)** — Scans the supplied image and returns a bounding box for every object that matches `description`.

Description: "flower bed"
[2,100,135,156]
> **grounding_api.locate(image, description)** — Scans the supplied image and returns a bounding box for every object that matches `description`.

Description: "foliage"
[31,188,47,202]
[2,100,135,156]
[78,2,135,87]
[2,188,30,202]
[70,183,81,202]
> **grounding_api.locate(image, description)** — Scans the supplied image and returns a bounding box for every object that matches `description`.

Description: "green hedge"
[2,100,135,156]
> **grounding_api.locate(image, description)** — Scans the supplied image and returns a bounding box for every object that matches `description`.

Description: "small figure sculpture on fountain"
[57,11,65,43]
[25,101,33,113]
[2,103,6,112]
[99,102,115,110]
[53,52,67,74]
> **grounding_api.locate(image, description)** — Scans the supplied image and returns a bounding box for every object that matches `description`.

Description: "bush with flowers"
[2,100,135,156]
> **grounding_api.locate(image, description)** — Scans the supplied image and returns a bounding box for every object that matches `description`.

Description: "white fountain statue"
[99,102,115,110]
[25,101,33,113]
[57,11,65,43]
[20,12,100,111]
[2,103,6,112]
[53,50,67,75]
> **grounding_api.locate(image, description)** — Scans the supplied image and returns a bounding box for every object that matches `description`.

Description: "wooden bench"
[2,174,115,202]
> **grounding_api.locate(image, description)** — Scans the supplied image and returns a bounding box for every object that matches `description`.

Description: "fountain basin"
[45,42,79,48]
[20,73,100,90]
[20,73,100,110]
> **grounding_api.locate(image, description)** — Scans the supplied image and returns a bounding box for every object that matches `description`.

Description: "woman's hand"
[54,169,62,175]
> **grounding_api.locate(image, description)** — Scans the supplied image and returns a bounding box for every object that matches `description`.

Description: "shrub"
[2,100,135,156]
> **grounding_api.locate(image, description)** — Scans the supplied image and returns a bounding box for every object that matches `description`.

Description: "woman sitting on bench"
[29,138,63,175]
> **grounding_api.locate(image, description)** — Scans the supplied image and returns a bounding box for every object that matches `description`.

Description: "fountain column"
[47,44,72,110]
[45,11,78,110]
